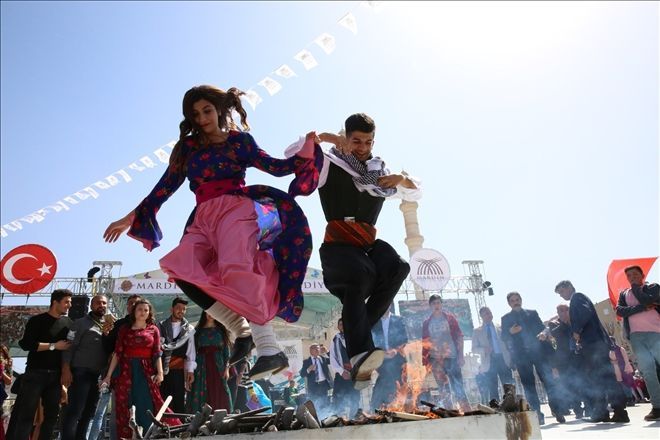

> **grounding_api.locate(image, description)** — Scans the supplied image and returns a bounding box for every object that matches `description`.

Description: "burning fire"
[383,340,440,416]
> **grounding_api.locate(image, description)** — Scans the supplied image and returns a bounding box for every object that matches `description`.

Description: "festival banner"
[398,298,475,340]
[271,339,304,385]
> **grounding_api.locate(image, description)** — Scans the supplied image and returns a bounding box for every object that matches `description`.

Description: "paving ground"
[538,402,659,440]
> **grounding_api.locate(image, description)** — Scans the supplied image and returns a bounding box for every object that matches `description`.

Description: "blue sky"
[1,1,658,325]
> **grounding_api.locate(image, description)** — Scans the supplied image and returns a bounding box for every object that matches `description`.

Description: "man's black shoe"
[556,414,566,424]
[589,413,611,423]
[229,335,255,366]
[644,407,660,421]
[350,349,384,382]
[248,351,289,381]
[610,410,629,423]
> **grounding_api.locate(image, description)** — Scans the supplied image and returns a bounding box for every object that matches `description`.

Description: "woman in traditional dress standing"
[187,311,233,413]
[101,300,180,438]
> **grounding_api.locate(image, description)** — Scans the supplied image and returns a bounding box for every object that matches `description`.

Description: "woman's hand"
[305,131,319,144]
[103,212,134,243]
[298,131,318,159]
[152,372,164,385]
[100,376,111,388]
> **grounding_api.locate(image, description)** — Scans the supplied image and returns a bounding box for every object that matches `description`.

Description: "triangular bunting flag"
[258,76,283,96]
[315,33,336,54]
[294,49,319,70]
[274,64,297,79]
[242,90,263,110]
[338,13,358,35]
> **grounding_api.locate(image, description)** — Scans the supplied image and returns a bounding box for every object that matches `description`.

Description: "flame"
[382,340,435,413]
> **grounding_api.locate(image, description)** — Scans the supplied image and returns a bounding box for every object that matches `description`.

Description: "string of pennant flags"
[0,141,176,239]
[0,1,383,240]
[242,2,380,109]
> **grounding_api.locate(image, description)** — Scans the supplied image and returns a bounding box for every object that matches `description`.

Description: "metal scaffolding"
[399,259,490,325]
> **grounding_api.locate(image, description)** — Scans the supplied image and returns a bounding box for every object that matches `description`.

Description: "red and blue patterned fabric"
[127,131,322,323]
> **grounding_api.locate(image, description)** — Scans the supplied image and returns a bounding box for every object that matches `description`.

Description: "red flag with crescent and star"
[0,244,58,294]
[607,257,657,316]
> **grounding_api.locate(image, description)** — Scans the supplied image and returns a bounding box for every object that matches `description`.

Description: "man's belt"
[324,219,376,248]
[169,356,185,370]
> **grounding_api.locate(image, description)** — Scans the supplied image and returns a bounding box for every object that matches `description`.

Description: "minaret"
[399,200,425,300]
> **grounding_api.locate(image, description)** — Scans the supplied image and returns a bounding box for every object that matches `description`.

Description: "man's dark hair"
[479,306,491,316]
[624,265,644,276]
[506,291,521,303]
[172,297,189,307]
[428,294,442,305]
[50,289,73,306]
[345,113,375,137]
[554,280,575,293]
[338,317,343,325]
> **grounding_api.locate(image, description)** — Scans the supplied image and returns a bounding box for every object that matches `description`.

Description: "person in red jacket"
[421,294,469,411]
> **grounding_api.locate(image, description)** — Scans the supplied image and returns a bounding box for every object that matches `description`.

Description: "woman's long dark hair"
[195,310,231,349]
[168,85,250,176]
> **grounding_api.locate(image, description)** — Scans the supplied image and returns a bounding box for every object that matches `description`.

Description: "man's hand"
[377,174,405,189]
[572,332,580,341]
[319,132,352,154]
[509,324,522,335]
[101,321,114,336]
[185,372,194,391]
[307,363,317,373]
[384,349,397,359]
[341,370,351,380]
[55,340,72,351]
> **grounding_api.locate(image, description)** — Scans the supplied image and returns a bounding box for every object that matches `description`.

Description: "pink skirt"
[159,195,279,325]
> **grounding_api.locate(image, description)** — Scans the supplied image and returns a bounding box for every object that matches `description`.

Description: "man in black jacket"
[548,304,585,419]
[299,344,333,417]
[555,280,629,423]
[329,318,360,417]
[371,307,409,410]
[60,294,112,440]
[371,309,408,409]
[501,291,560,425]
[7,289,72,440]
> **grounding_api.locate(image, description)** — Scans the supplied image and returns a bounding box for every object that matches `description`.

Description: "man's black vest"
[319,162,385,225]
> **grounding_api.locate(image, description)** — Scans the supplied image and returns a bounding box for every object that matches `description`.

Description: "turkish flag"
[607,257,658,315]
[0,244,58,294]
